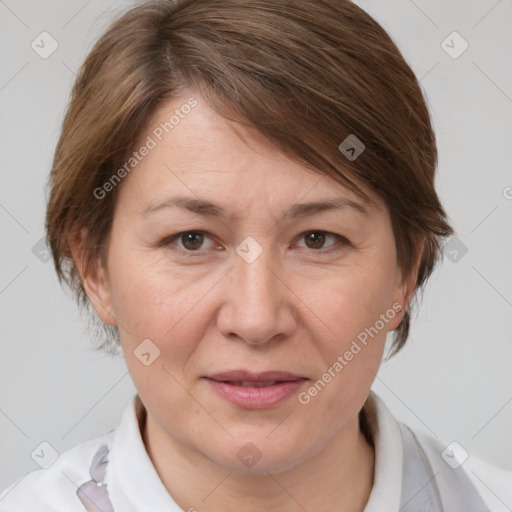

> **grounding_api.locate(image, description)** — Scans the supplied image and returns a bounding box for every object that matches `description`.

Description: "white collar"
[105,394,182,510]
[361,391,403,511]
[104,390,404,511]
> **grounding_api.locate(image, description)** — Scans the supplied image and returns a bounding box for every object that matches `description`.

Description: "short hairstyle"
[45,0,454,356]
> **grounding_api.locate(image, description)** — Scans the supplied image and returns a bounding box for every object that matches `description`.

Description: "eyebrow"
[139,195,371,220]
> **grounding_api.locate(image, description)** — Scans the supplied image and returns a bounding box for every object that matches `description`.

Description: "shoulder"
[366,392,512,511]
[466,453,512,510]
[412,428,512,512]
[0,431,115,512]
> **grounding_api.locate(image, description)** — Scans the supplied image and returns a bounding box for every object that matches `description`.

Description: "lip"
[204,370,306,382]
[203,370,308,409]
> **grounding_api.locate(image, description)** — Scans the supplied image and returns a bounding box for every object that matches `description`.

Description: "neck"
[141,405,375,512]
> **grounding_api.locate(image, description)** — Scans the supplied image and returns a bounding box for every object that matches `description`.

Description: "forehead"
[118,94,381,216]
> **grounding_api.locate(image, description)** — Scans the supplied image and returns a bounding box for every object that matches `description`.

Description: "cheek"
[298,256,396,396]
[297,281,389,434]
[107,250,211,352]
[109,259,212,411]
[304,258,397,342]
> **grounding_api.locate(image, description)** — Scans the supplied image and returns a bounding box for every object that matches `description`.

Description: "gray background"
[1,0,511,492]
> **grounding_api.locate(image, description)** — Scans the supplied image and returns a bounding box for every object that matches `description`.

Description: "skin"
[71,91,422,512]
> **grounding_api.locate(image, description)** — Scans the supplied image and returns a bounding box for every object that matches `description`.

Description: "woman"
[1,0,510,510]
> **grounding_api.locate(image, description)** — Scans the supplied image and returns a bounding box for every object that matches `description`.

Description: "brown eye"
[296,231,351,253]
[304,232,327,249]
[180,232,204,251]
[161,231,216,252]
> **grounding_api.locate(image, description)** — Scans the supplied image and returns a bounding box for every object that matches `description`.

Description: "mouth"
[205,378,307,389]
[204,369,307,384]
[210,380,290,387]
[203,370,308,408]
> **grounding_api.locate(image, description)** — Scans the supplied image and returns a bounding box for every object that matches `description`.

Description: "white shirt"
[1,391,510,511]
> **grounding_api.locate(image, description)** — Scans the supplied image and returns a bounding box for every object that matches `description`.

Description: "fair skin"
[71,92,422,512]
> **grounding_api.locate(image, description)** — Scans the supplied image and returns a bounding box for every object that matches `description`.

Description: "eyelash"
[159,230,352,255]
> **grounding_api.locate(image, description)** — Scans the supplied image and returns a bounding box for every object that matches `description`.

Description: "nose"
[216,242,297,346]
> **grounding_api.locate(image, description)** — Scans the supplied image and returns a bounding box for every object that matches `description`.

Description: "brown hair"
[45,0,453,356]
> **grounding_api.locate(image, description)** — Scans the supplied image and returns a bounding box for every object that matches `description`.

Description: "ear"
[387,236,424,332]
[68,228,117,326]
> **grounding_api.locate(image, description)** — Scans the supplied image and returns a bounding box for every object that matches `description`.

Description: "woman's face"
[81,92,417,474]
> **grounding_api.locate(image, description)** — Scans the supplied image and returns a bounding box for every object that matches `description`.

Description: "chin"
[204,437,306,476]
